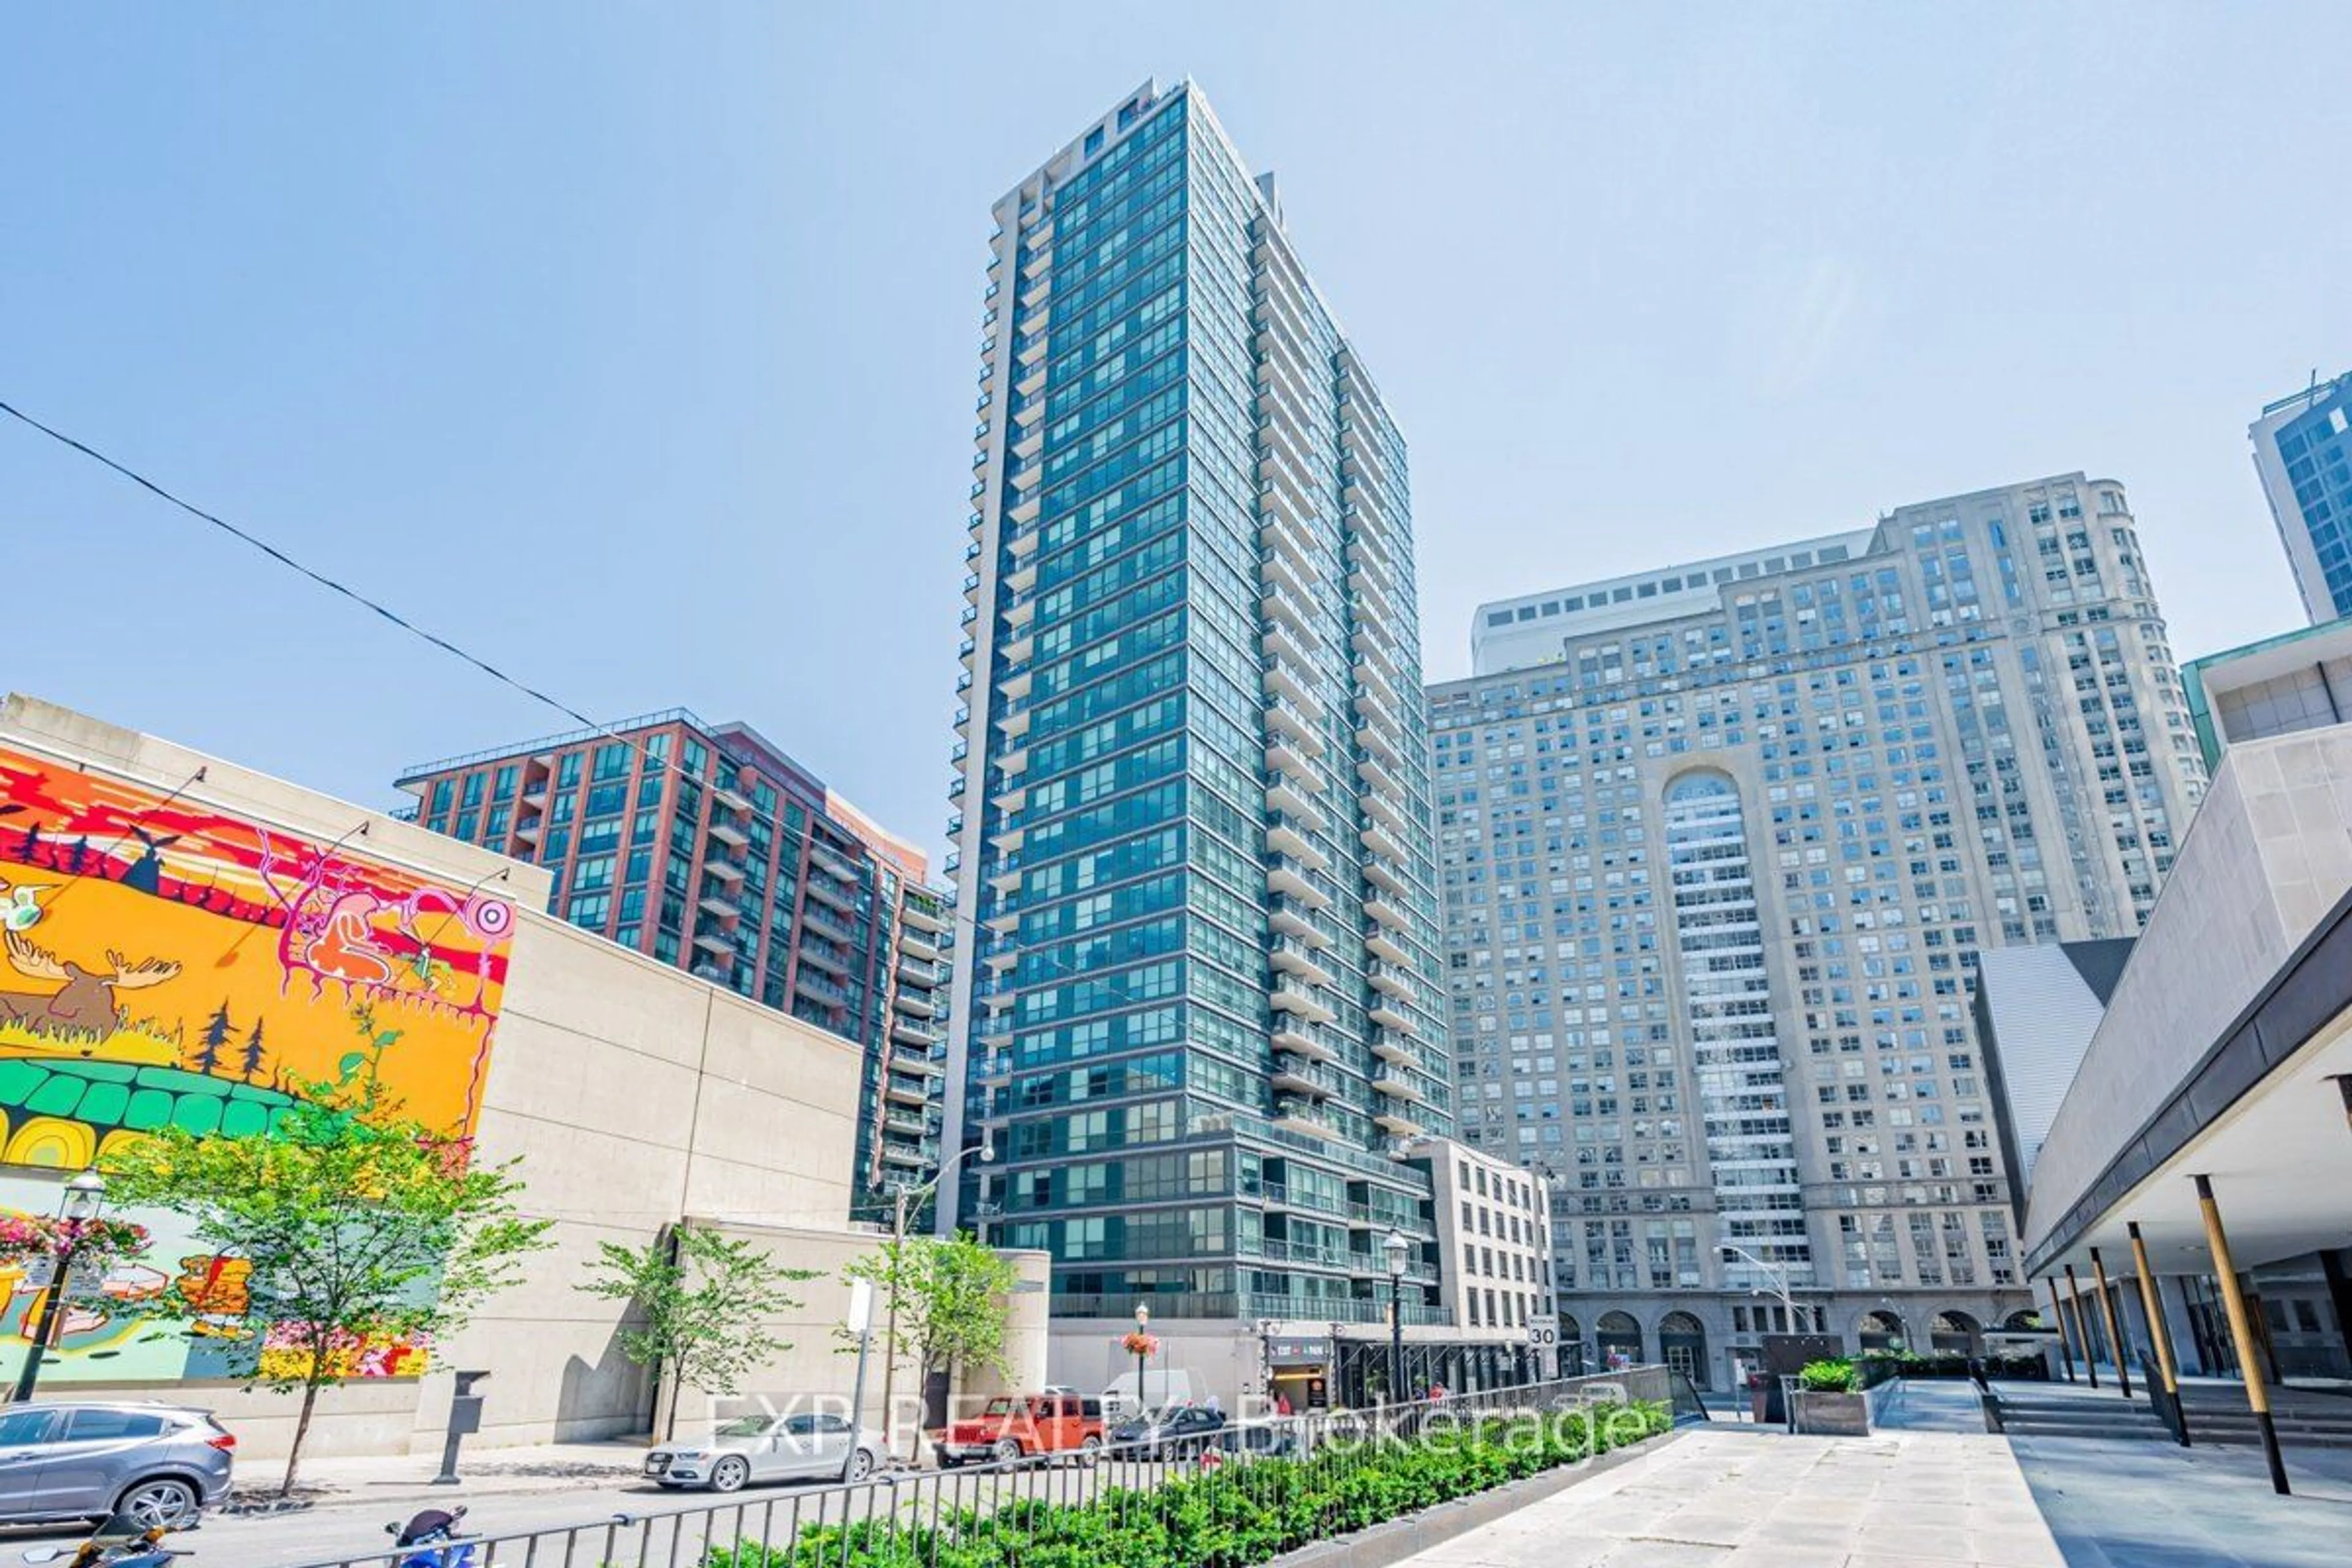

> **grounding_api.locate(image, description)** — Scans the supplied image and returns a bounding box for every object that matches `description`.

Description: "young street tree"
[103,1076,552,1495]
[578,1226,816,1439]
[844,1232,1016,1431]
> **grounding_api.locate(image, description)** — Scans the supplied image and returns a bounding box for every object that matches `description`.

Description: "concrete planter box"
[1792,1388,1871,1436]
[1269,1432,1675,1568]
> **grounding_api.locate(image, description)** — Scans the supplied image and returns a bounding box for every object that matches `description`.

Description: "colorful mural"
[0,743,517,1381]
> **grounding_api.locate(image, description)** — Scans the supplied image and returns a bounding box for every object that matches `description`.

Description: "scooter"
[385,1506,480,1568]
[19,1511,191,1567]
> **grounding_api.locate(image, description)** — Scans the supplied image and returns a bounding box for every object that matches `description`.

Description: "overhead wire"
[0,396,1193,1074]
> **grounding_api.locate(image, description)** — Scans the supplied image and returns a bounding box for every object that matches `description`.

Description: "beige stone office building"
[1428,475,2206,1389]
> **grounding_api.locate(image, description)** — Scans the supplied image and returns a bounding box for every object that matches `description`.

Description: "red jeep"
[932,1390,1104,1468]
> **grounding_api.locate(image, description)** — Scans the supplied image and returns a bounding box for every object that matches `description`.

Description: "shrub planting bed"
[708,1401,1675,1568]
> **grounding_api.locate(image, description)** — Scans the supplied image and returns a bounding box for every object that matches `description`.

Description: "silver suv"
[0,1403,234,1528]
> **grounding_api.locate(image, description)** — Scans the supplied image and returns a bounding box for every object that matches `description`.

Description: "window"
[64,1409,165,1441]
[0,1410,56,1445]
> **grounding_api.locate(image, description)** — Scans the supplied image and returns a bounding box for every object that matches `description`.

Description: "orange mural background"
[0,743,516,1167]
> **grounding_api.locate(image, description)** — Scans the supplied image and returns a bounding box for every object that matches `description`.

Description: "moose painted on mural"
[0,934,181,1040]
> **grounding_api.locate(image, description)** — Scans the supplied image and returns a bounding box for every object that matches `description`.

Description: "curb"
[1269,1431,1681,1568]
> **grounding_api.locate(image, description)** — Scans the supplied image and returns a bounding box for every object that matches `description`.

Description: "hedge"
[708,1401,1674,1568]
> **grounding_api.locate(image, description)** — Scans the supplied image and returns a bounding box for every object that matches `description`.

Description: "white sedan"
[645,1414,886,1491]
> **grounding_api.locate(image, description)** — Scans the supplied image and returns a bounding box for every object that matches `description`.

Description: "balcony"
[1368,960,1417,1003]
[1356,714,1403,768]
[1259,652,1318,713]
[692,928,734,957]
[1374,1106,1428,1137]
[880,1140,929,1169]
[1264,812,1324,867]
[883,1108,932,1139]
[1365,891,1408,929]
[1262,695,1324,755]
[1260,584,1313,638]
[707,818,749,849]
[896,955,941,989]
[1272,1098,1345,1142]
[1265,854,1330,908]
[1261,616,1313,673]
[703,854,745,884]
[1363,855,1411,899]
[901,896,948,935]
[1269,937,1333,988]
[1257,546,1310,606]
[1373,1071,1432,1107]
[1268,893,1332,947]
[894,989,940,1020]
[884,1075,932,1107]
[1271,980,1336,1027]
[1365,923,1409,965]
[1359,816,1404,864]
[1272,1018,1338,1063]
[1371,1028,1417,1065]
[698,892,739,920]
[1271,1060,1342,1099]
[1262,771,1321,827]
[804,874,857,914]
[1357,753,1400,801]
[1368,996,1413,1032]
[986,857,1022,895]
[795,970,850,1008]
[714,782,755,815]
[801,900,857,944]
[891,1016,940,1048]
[898,928,943,965]
[1265,734,1316,783]
[1363,790,1409,836]
[804,937,858,976]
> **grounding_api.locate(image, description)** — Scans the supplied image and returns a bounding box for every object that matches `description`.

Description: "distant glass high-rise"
[2250,370,2352,624]
[943,81,1502,1400]
[1431,475,2209,1386]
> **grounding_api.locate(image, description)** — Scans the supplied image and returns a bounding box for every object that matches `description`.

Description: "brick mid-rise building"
[396,709,949,1220]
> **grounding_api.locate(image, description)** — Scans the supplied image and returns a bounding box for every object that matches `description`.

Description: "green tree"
[102,1072,552,1496]
[843,1232,1017,1425]
[578,1226,818,1439]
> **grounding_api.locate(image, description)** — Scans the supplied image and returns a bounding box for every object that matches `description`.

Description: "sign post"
[843,1279,875,1481]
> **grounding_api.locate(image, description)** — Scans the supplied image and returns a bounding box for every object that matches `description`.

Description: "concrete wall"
[1976,944,2116,1189]
[0,696,1048,1461]
[2026,727,2352,1250]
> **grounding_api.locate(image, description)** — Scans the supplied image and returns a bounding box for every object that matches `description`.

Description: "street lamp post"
[1133,1303,1151,1409]
[1721,1243,1801,1332]
[13,1169,106,1405]
[877,1136,994,1458]
[1382,1231,1410,1404]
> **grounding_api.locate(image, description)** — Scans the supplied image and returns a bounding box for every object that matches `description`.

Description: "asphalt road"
[30,1455,1189,1568]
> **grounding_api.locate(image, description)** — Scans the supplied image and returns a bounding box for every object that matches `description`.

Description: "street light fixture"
[13,1169,107,1404]
[873,1134,995,1458]
[1382,1231,1410,1403]
[1133,1303,1152,1410]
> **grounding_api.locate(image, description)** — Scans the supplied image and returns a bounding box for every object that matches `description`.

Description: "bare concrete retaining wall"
[1269,1431,1686,1568]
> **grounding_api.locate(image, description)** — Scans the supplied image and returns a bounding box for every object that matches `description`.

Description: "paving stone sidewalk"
[225,1439,648,1514]
[1396,1425,2064,1568]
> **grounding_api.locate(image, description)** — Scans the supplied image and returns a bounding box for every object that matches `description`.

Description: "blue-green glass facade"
[943,84,1455,1329]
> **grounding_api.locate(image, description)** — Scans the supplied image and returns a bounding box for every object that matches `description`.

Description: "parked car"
[932,1392,1103,1468]
[1107,1404,1226,1461]
[0,1402,233,1529]
[1217,1420,1300,1460]
[644,1413,885,1492]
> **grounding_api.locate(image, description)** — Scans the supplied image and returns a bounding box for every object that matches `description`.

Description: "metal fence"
[287,1368,1671,1568]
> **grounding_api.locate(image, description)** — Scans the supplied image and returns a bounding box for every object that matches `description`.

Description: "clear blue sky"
[8,3,2348,865]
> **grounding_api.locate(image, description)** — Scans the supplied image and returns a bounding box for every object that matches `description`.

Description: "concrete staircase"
[1991,1384,2171,1441]
[2176,1386,2352,1450]
[1991,1379,2352,1450]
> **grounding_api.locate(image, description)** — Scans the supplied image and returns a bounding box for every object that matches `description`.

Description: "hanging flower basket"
[0,1213,151,1269]
[1120,1330,1160,1357]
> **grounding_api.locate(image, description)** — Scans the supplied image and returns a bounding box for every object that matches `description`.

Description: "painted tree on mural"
[238,1019,268,1082]
[191,1001,235,1076]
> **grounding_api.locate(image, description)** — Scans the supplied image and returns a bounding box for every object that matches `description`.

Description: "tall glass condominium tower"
[2249,370,2352,625]
[941,82,1457,1376]
[1432,475,2209,1388]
